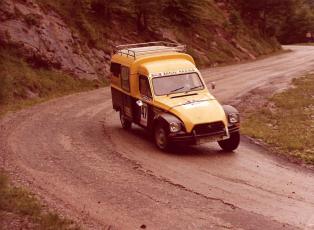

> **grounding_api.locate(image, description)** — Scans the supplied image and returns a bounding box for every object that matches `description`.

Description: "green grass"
[0,46,98,228]
[0,171,79,229]
[242,74,314,164]
[0,45,106,225]
[0,46,106,117]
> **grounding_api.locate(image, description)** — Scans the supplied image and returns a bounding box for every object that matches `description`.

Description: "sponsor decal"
[151,69,196,77]
[140,103,148,126]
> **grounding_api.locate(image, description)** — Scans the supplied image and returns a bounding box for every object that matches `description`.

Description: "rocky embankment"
[0,0,280,80]
[0,0,110,79]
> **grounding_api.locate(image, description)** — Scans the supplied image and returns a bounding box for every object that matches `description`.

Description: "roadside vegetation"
[36,0,280,66]
[0,46,106,117]
[0,46,97,228]
[0,45,104,227]
[234,0,314,44]
[242,74,314,164]
[0,171,79,229]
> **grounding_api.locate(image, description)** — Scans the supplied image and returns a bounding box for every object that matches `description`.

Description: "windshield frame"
[152,72,205,96]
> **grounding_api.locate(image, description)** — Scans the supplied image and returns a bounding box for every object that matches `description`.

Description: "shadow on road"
[118,126,236,158]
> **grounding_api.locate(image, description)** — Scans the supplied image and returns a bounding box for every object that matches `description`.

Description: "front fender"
[222,105,240,133]
[222,105,239,115]
[153,113,183,131]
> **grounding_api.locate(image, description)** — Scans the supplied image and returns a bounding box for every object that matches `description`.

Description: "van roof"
[113,41,186,60]
[111,42,196,76]
[120,46,174,58]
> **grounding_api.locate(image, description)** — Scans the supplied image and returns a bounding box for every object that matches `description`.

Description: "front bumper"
[168,124,239,145]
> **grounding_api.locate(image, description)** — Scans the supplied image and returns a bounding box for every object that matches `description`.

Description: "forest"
[234,0,314,43]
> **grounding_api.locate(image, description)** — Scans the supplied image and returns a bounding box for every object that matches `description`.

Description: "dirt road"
[1,46,314,230]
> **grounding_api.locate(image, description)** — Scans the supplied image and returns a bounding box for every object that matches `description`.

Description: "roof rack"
[113,41,187,59]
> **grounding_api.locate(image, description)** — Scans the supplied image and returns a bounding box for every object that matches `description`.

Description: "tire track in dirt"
[1,46,314,229]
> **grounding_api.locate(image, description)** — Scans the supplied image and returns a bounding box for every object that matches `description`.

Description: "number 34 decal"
[140,103,148,126]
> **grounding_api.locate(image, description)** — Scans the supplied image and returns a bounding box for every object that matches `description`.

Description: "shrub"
[23,13,42,27]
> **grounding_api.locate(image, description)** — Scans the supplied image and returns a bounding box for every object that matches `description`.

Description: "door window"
[121,66,130,92]
[110,62,121,77]
[139,75,152,98]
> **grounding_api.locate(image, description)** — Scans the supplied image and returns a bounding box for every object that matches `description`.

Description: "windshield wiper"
[169,86,184,94]
[190,85,203,90]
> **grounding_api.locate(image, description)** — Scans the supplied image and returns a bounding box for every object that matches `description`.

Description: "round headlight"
[229,113,239,124]
[169,122,181,133]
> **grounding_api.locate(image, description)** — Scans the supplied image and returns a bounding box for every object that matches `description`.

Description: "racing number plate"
[197,135,224,144]
[140,103,148,126]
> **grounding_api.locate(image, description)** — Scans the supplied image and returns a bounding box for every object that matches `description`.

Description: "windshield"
[152,73,204,96]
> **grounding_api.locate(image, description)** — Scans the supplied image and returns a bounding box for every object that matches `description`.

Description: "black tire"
[218,131,240,152]
[154,123,169,150]
[120,111,132,130]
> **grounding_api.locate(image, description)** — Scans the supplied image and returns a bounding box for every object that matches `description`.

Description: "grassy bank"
[0,46,106,117]
[0,172,79,229]
[242,74,314,164]
[0,47,103,228]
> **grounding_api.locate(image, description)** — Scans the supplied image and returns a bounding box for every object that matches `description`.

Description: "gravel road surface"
[1,46,314,230]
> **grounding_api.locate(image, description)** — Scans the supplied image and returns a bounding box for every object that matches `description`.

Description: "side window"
[110,62,121,77]
[139,75,152,98]
[121,66,130,92]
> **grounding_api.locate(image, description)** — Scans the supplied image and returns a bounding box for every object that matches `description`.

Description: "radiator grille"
[193,122,225,135]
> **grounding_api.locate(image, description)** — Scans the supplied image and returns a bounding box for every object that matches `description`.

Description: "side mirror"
[211,82,216,90]
[136,100,143,107]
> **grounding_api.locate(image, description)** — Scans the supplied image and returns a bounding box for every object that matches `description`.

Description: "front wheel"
[218,131,240,152]
[154,124,169,151]
[120,111,132,130]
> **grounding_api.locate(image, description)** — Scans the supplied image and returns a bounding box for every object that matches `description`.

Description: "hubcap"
[120,114,125,124]
[156,128,166,149]
[120,113,127,127]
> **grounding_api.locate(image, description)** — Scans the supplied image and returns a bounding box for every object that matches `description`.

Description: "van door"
[136,75,153,127]
[120,66,132,118]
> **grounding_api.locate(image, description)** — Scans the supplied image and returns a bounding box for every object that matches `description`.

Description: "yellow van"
[110,42,240,151]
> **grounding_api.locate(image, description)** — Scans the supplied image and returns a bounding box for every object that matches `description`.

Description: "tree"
[132,0,156,31]
[89,0,120,20]
[161,0,199,26]
[236,0,297,35]
[278,3,314,43]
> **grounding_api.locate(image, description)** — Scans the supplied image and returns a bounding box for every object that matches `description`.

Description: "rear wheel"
[218,131,240,151]
[119,111,132,130]
[154,124,169,150]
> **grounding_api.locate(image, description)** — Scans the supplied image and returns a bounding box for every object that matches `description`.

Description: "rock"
[231,38,256,60]
[0,0,109,80]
